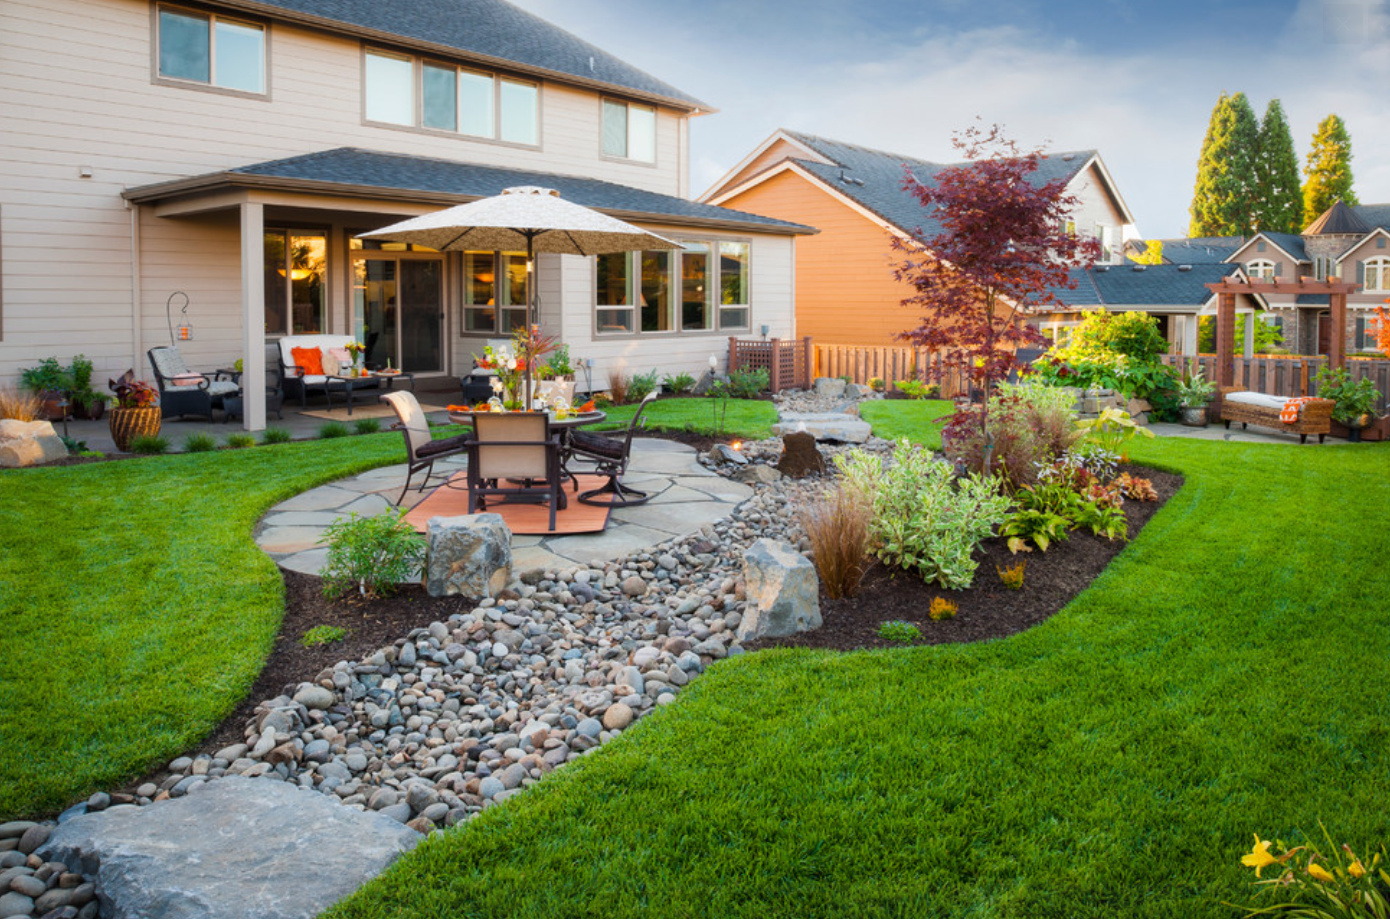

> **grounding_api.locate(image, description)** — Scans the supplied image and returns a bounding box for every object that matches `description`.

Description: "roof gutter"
[207,0,713,114]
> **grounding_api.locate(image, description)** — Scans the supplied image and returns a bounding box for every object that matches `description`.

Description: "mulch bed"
[749,464,1183,653]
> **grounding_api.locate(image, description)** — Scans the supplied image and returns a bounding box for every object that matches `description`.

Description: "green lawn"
[325,411,1390,919]
[0,434,404,818]
[592,395,777,440]
[858,397,954,449]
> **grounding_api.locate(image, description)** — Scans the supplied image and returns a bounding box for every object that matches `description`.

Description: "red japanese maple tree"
[894,124,1099,464]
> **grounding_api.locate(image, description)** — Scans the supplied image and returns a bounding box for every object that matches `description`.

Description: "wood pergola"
[1204,275,1358,387]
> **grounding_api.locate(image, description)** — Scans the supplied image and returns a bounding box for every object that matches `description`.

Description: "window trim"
[263,227,330,338]
[458,250,529,337]
[152,3,269,99]
[599,97,658,166]
[1363,256,1390,292]
[592,237,753,339]
[362,47,541,149]
[1248,259,1276,281]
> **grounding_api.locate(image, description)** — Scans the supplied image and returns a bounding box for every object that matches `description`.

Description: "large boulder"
[737,538,821,641]
[772,412,872,444]
[37,776,421,919]
[775,430,826,478]
[0,419,67,468]
[425,513,512,598]
[812,377,847,399]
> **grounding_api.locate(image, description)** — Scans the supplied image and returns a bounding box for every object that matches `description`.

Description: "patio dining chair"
[147,346,240,420]
[382,391,473,505]
[568,390,658,506]
[466,412,566,530]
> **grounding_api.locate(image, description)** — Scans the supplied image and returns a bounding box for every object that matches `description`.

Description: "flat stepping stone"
[39,776,421,919]
[772,412,872,443]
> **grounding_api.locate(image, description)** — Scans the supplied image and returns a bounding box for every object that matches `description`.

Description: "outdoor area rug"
[405,473,614,535]
[301,401,448,421]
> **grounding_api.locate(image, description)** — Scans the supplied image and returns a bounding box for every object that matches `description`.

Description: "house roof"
[1050,263,1240,309]
[1131,237,1244,264]
[1304,199,1371,236]
[1352,204,1390,229]
[218,0,708,110]
[122,147,815,236]
[1226,231,1308,265]
[720,130,1123,240]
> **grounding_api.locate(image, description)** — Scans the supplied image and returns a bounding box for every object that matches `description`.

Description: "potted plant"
[19,356,73,421]
[1175,370,1217,427]
[107,370,160,451]
[67,354,107,420]
[1316,366,1382,442]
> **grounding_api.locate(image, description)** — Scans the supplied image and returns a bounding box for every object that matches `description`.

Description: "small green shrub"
[877,620,920,643]
[729,367,769,399]
[183,433,216,453]
[945,382,1080,489]
[1315,366,1382,424]
[128,434,169,455]
[319,509,426,599]
[318,421,350,439]
[354,418,382,435]
[261,427,292,444]
[662,371,697,395]
[301,625,347,648]
[836,440,1012,590]
[629,369,660,402]
[226,433,256,449]
[78,450,104,458]
[58,435,87,454]
[1075,408,1155,459]
[894,379,939,399]
[867,377,885,392]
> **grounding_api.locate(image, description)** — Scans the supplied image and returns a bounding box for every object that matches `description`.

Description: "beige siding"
[0,0,690,380]
[1066,163,1128,264]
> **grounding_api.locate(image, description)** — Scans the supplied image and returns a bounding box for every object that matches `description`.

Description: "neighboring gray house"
[0,0,809,428]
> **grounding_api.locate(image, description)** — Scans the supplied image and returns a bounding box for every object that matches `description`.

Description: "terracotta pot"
[109,405,161,451]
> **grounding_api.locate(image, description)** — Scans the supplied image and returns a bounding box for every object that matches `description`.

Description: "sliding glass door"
[352,253,443,373]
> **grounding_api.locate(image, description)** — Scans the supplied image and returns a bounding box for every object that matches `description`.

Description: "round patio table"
[443,409,608,493]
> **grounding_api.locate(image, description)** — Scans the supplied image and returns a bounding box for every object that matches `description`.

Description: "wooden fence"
[1162,354,1390,414]
[813,343,972,396]
[727,336,813,393]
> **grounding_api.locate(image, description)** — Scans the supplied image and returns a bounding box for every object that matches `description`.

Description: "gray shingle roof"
[1138,237,1244,264]
[1250,232,1308,262]
[1304,199,1371,235]
[134,147,812,233]
[244,0,706,109]
[1352,204,1390,230]
[1050,263,1236,308]
[780,131,1096,239]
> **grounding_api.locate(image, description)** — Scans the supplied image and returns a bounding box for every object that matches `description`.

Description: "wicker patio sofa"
[1218,386,1334,444]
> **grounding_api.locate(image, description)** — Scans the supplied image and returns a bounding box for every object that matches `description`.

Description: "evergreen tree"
[1252,99,1302,233]
[1189,92,1260,237]
[1303,114,1358,227]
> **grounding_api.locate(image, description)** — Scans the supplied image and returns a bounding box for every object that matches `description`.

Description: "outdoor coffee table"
[325,371,415,416]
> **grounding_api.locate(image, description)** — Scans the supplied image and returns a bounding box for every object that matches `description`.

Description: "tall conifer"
[1302,114,1358,227]
[1189,92,1259,237]
[1253,99,1302,233]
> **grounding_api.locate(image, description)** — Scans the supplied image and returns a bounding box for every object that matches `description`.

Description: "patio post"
[240,201,267,431]
[1242,307,1255,358]
[1329,289,1347,371]
[1215,292,1236,387]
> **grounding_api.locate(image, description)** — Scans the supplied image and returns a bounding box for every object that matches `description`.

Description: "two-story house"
[0,0,809,428]
[699,130,1133,349]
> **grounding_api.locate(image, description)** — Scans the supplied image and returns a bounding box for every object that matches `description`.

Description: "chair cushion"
[417,433,473,458]
[291,346,324,376]
[170,373,204,386]
[1225,391,1290,410]
[571,430,625,459]
[207,381,240,397]
[149,347,191,380]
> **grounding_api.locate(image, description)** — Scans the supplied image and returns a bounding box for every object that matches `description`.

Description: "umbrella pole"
[525,232,536,410]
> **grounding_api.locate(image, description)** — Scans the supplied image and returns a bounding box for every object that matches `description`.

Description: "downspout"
[128,200,143,373]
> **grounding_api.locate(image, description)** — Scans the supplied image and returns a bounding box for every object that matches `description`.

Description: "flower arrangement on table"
[343,341,367,376]
[472,325,562,410]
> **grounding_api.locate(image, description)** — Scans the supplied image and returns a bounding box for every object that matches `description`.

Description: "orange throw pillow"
[291,346,324,376]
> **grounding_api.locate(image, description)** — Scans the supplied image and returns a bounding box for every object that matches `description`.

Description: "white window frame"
[601,98,657,163]
[1364,257,1390,292]
[1248,259,1276,280]
[155,4,267,95]
[594,239,752,337]
[363,48,539,146]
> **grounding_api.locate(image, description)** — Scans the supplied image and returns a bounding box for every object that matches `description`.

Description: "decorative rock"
[733,464,781,485]
[705,444,748,466]
[478,777,505,800]
[38,777,420,919]
[0,891,34,916]
[602,703,634,731]
[18,824,50,854]
[771,412,871,444]
[620,576,647,598]
[775,431,826,478]
[0,419,68,468]
[292,685,335,711]
[425,514,513,599]
[737,538,822,641]
[812,377,847,398]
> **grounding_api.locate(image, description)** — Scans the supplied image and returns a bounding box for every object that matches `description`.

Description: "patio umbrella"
[360,186,680,406]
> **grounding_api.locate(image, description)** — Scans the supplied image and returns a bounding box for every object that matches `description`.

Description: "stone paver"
[258,438,751,575]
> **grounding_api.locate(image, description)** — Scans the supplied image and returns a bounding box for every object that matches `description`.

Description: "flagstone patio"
[255,438,752,575]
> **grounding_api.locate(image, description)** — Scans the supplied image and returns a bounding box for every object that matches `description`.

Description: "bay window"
[364,50,538,145]
[595,240,750,335]
[157,5,265,94]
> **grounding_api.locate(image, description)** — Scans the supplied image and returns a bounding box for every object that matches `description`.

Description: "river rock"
[425,514,512,599]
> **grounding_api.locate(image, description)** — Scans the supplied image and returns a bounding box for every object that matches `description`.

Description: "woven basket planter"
[109,406,161,451]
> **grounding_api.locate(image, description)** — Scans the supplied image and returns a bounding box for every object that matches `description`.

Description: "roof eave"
[207,0,713,113]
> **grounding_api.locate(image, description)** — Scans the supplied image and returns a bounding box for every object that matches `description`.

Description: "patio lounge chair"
[382,391,473,505]
[568,391,658,506]
[147,346,240,420]
[466,412,566,530]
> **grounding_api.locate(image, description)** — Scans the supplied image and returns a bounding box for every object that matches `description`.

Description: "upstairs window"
[1364,257,1390,292]
[157,6,265,94]
[602,99,656,162]
[364,51,539,145]
[1248,259,1276,280]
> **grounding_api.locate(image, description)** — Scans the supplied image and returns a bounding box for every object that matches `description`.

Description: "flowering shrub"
[1236,828,1390,917]
[928,597,958,620]
[836,441,1011,590]
[1030,310,1175,398]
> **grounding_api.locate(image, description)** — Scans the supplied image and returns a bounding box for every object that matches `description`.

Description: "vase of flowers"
[344,341,367,377]
[107,370,160,451]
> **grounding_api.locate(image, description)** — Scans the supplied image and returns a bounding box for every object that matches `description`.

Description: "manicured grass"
[592,395,777,440]
[858,397,954,449]
[0,434,403,818]
[326,412,1390,919]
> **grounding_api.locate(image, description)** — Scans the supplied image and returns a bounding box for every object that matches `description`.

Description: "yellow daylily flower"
[1348,859,1366,879]
[1243,836,1279,877]
[1308,862,1334,883]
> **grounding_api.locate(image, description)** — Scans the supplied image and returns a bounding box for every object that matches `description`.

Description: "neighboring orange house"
[700,130,1136,348]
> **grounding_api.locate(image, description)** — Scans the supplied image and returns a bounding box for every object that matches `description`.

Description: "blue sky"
[516,0,1389,239]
